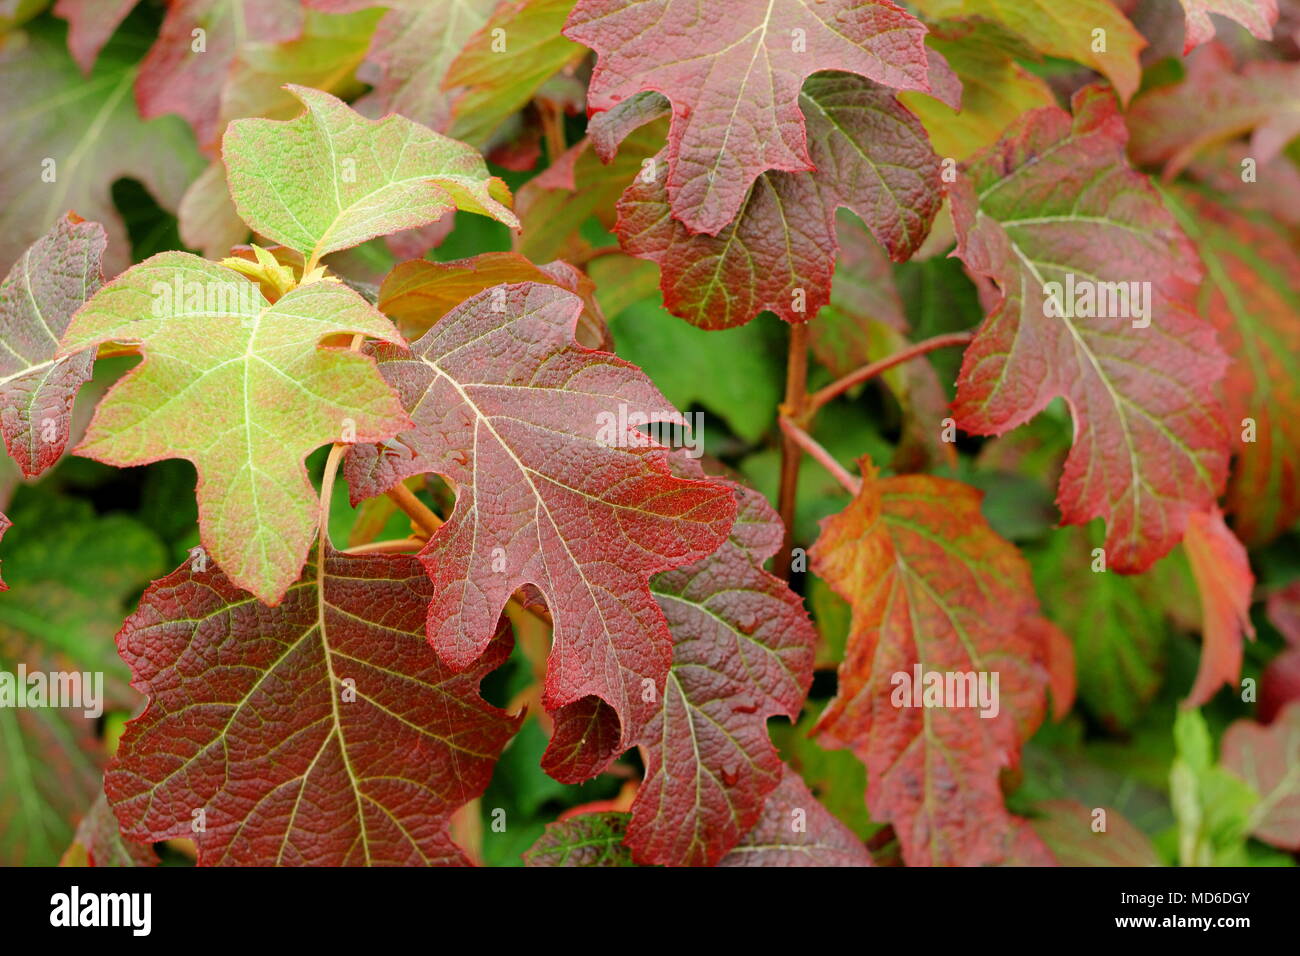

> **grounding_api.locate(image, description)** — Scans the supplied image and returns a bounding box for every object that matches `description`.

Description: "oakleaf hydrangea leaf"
[1183,507,1255,708]
[1222,702,1300,851]
[1165,189,1300,546]
[716,764,872,867]
[136,0,305,151]
[0,21,203,276]
[1178,0,1278,53]
[344,282,736,783]
[632,480,816,866]
[106,547,521,866]
[617,73,942,329]
[59,252,410,604]
[223,85,519,266]
[949,86,1229,573]
[61,793,159,868]
[813,461,1055,866]
[565,0,935,234]
[0,214,104,478]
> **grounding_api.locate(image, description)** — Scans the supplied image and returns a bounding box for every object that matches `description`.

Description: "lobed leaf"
[1182,508,1255,708]
[617,73,942,329]
[343,282,736,782]
[566,0,935,235]
[631,480,816,866]
[106,547,521,866]
[0,214,104,478]
[60,252,410,604]
[1222,702,1300,851]
[223,85,518,266]
[813,461,1055,866]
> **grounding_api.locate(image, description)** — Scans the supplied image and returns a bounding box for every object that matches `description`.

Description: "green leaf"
[608,301,784,444]
[59,253,409,603]
[1171,708,1259,866]
[0,493,166,865]
[222,85,519,266]
[0,20,203,276]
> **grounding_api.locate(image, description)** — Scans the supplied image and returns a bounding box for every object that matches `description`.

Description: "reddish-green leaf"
[632,480,816,866]
[0,22,203,276]
[1028,800,1162,866]
[1183,508,1255,708]
[106,547,520,866]
[343,282,736,782]
[524,812,637,866]
[813,461,1055,866]
[1177,0,1278,53]
[61,793,159,868]
[1222,701,1300,850]
[716,764,872,867]
[950,86,1229,573]
[60,253,409,604]
[616,73,942,329]
[565,0,935,234]
[1128,44,1300,181]
[223,86,518,266]
[307,0,497,133]
[0,214,103,478]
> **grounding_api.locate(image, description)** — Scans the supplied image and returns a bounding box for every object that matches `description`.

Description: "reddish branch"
[774,322,811,580]
[807,330,973,413]
[780,417,861,497]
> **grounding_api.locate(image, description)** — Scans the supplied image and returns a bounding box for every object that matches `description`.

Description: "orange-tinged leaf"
[813,461,1055,866]
[1182,507,1255,708]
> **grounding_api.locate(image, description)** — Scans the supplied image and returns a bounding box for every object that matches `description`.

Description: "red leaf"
[343,282,735,782]
[631,480,816,866]
[54,0,139,74]
[1164,188,1300,546]
[813,461,1055,866]
[949,86,1228,573]
[0,214,104,478]
[1177,0,1279,53]
[1183,508,1255,708]
[135,0,304,151]
[105,547,520,866]
[717,764,873,867]
[1262,583,1300,723]
[1222,701,1300,850]
[1028,800,1161,866]
[565,0,935,235]
[616,74,942,329]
